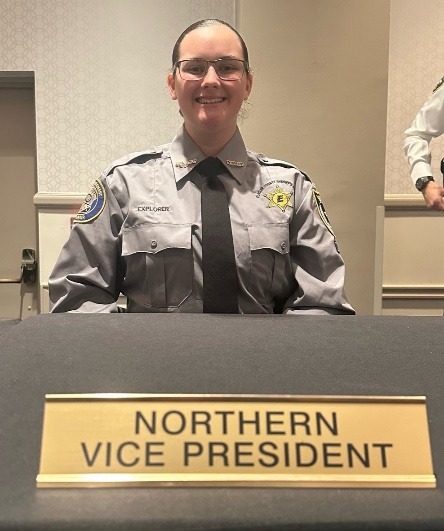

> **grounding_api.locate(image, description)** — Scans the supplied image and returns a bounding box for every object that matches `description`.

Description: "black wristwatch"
[415,176,434,191]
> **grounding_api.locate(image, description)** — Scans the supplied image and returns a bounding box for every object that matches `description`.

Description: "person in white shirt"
[404,77,444,211]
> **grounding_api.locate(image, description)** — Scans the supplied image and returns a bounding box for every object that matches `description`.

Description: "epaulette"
[433,76,444,93]
[255,154,299,170]
[254,153,312,182]
[299,170,313,183]
[106,149,163,177]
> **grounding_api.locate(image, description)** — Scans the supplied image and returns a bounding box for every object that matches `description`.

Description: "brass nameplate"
[37,394,436,488]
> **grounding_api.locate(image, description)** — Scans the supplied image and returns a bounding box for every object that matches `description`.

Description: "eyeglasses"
[175,58,247,81]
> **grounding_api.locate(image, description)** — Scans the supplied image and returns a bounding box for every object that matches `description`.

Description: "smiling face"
[167,24,253,149]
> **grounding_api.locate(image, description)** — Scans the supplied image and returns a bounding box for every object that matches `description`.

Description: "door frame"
[0,71,39,317]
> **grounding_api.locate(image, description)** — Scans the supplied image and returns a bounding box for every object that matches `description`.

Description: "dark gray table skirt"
[0,314,443,530]
[0,318,20,336]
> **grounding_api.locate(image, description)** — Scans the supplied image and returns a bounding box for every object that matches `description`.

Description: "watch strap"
[415,176,434,191]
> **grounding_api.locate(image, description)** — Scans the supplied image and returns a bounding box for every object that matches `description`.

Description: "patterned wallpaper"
[385,0,444,194]
[0,0,235,193]
[3,0,441,195]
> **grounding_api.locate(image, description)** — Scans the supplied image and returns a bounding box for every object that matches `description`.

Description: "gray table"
[0,314,443,530]
[0,318,20,336]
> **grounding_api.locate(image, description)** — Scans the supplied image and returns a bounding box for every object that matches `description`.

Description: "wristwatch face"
[415,176,434,191]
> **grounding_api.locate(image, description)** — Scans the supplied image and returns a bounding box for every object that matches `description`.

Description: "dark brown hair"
[172,19,251,73]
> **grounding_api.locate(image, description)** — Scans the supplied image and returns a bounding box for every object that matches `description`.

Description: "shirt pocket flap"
[122,223,192,255]
[248,223,290,254]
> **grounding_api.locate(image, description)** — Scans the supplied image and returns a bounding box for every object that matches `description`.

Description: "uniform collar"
[170,126,248,185]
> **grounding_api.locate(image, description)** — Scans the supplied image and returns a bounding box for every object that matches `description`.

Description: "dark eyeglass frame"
[174,58,248,81]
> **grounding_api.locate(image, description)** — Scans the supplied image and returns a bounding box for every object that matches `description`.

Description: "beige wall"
[3,0,442,315]
[382,0,444,315]
[386,0,444,194]
[0,0,236,193]
[239,0,390,314]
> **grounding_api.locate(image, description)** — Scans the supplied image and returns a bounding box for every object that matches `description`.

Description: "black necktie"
[198,157,238,313]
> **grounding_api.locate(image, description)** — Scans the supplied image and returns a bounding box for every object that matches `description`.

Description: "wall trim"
[383,285,444,300]
[384,194,426,209]
[34,192,84,207]
[0,71,35,88]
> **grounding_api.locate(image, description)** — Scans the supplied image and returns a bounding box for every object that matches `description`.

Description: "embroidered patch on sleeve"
[74,179,106,224]
[313,187,340,253]
[313,187,336,239]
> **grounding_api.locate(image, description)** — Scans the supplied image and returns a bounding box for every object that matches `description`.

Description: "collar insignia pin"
[175,159,197,168]
[226,160,244,167]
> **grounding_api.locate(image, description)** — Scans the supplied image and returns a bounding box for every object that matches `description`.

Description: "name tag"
[37,394,436,488]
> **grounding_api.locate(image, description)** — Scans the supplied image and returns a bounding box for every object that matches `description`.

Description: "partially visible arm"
[404,81,444,211]
[49,177,125,312]
[283,183,355,315]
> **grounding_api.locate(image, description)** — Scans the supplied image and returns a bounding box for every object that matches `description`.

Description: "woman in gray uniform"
[49,19,354,315]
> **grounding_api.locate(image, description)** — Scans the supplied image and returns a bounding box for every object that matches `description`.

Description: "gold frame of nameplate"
[36,394,436,488]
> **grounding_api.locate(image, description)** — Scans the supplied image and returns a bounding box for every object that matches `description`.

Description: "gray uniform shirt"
[49,127,354,315]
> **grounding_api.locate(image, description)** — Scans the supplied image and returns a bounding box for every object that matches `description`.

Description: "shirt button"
[281,241,287,251]
[151,240,157,249]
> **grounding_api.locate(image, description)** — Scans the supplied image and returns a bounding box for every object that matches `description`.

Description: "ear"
[167,72,177,100]
[243,72,253,101]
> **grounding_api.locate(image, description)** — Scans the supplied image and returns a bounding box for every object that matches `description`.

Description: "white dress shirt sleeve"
[404,82,444,185]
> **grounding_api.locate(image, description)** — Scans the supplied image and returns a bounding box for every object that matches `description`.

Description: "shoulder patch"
[312,186,340,253]
[74,179,106,224]
[312,186,334,236]
[106,150,162,177]
[433,76,444,93]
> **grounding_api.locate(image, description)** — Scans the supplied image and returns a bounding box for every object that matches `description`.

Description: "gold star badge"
[265,186,293,212]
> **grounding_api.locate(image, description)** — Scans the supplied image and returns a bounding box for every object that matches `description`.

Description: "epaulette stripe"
[255,155,298,170]
[432,76,444,93]
[259,160,297,169]
[106,152,161,177]
[300,170,312,183]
